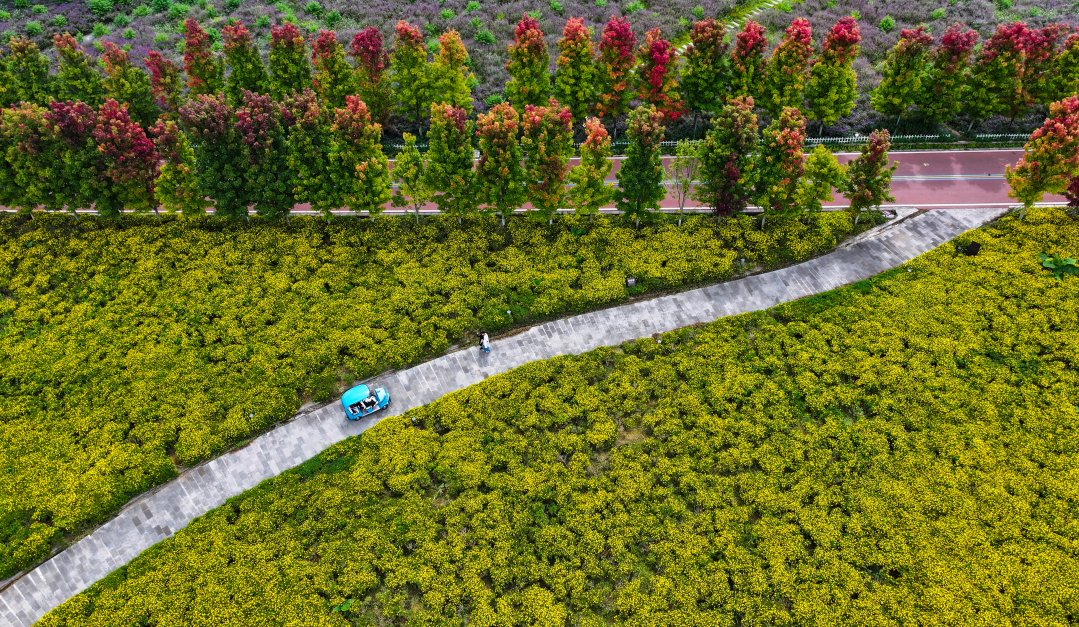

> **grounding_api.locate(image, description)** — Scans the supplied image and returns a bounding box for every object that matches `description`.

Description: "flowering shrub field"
[38,207,1079,626]
[0,210,870,579]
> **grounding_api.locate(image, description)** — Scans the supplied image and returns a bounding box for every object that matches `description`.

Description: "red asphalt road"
[3,149,1062,216]
[351,148,1063,215]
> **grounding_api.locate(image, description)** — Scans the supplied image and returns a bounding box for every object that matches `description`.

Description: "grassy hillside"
[39,208,1079,627]
[0,210,870,579]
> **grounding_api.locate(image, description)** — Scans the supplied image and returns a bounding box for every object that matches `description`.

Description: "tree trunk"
[154,206,161,223]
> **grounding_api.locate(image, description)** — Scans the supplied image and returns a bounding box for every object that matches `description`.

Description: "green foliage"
[222,21,269,106]
[152,119,211,216]
[179,93,251,217]
[53,33,104,107]
[324,8,340,25]
[1006,96,1079,212]
[89,0,113,16]
[877,14,895,31]
[506,14,549,112]
[389,132,431,218]
[917,24,978,123]
[133,4,150,16]
[0,102,52,212]
[694,96,757,217]
[7,36,52,105]
[99,42,159,127]
[268,21,311,98]
[114,13,131,25]
[1051,34,1079,103]
[303,0,322,14]
[1037,252,1079,281]
[466,0,480,10]
[840,129,897,218]
[805,17,860,126]
[553,17,594,123]
[184,18,224,96]
[761,17,813,116]
[796,143,847,214]
[615,104,665,223]
[872,26,932,119]
[476,101,527,221]
[327,96,391,216]
[930,8,946,18]
[962,22,1027,121]
[681,18,731,116]
[522,99,574,221]
[566,116,614,216]
[390,20,431,123]
[92,21,109,36]
[755,106,807,219]
[475,28,495,45]
[23,21,41,35]
[624,0,644,12]
[440,7,454,19]
[168,2,188,18]
[236,91,293,220]
[430,30,475,114]
[35,209,1079,626]
[310,29,355,108]
[0,11,10,20]
[730,20,767,103]
[285,89,334,217]
[424,102,476,216]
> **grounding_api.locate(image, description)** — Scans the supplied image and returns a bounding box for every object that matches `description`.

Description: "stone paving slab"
[0,207,1007,627]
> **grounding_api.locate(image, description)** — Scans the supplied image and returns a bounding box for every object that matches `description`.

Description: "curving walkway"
[0,207,1007,627]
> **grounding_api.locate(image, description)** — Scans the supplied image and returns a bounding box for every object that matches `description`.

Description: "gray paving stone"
[0,208,1008,627]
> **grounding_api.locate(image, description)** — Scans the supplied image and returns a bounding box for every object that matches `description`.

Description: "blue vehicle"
[342,384,390,420]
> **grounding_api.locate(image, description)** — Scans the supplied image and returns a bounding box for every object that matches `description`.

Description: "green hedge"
[0,210,872,578]
[38,208,1079,626]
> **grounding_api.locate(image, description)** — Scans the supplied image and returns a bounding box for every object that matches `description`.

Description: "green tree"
[152,119,212,216]
[917,23,978,124]
[636,28,686,122]
[693,96,758,217]
[0,103,51,214]
[805,17,861,130]
[179,93,250,218]
[223,21,270,106]
[796,143,846,216]
[522,98,574,223]
[872,26,933,126]
[43,100,101,215]
[269,22,312,98]
[1024,24,1070,107]
[99,42,160,128]
[144,51,185,115]
[730,20,767,103]
[666,137,699,225]
[390,132,431,221]
[328,95,391,216]
[681,19,731,124]
[184,19,224,96]
[962,22,1027,123]
[566,116,614,218]
[476,101,527,224]
[1006,95,1079,219]
[389,20,431,124]
[755,106,807,224]
[7,37,51,104]
[285,89,334,218]
[594,16,636,123]
[53,33,104,107]
[92,99,159,218]
[1051,33,1079,103]
[840,129,897,222]
[424,102,476,219]
[431,30,475,114]
[615,104,665,226]
[237,90,293,219]
[553,17,594,124]
[761,18,814,117]
[506,14,549,113]
[350,27,394,125]
[311,29,355,108]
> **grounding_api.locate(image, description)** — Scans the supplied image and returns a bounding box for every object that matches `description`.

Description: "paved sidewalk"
[0,207,1006,627]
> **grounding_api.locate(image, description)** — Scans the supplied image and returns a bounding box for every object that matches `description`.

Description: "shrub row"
[38,207,1079,627]
[0,210,871,579]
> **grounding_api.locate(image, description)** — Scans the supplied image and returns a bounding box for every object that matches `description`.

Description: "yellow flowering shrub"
[0,211,865,578]
[39,208,1079,627]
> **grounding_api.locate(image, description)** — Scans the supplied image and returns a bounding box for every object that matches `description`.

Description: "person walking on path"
[481,332,491,353]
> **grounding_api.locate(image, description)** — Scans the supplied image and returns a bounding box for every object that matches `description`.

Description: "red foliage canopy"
[350,27,389,78]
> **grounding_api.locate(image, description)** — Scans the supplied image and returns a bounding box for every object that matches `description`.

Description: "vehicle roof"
[341,384,371,405]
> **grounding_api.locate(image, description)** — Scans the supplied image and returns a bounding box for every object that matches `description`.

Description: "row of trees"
[0,83,901,223]
[873,22,1079,127]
